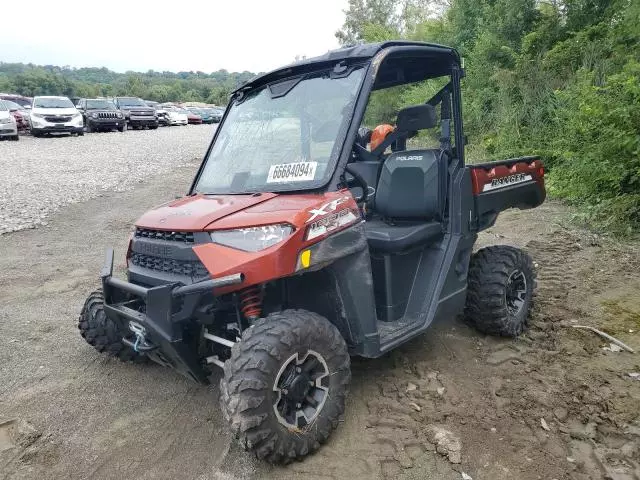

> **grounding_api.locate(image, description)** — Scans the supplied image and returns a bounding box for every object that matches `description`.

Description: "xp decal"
[306,196,351,223]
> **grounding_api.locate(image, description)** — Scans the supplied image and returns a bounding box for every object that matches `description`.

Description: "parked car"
[207,107,224,123]
[30,96,84,137]
[0,100,19,141]
[77,98,126,132]
[163,105,188,126]
[0,94,33,110]
[185,109,203,125]
[145,101,170,126]
[112,97,158,130]
[1,99,31,131]
[186,106,215,124]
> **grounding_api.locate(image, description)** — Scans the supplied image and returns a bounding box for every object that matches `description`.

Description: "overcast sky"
[0,0,348,73]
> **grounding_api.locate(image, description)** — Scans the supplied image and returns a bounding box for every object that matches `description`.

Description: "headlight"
[72,112,82,119]
[210,224,293,252]
[91,113,98,119]
[0,117,10,124]
[117,112,123,118]
[31,113,45,119]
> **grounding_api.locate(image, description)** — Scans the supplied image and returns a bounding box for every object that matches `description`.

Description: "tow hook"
[122,321,156,353]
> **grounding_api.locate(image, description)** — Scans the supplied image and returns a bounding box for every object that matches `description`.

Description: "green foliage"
[337,0,640,235]
[0,63,256,105]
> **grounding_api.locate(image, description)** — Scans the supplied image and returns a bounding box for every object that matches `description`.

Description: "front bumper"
[100,248,243,383]
[31,115,84,133]
[88,117,125,128]
[32,125,83,134]
[0,123,18,136]
[128,116,158,126]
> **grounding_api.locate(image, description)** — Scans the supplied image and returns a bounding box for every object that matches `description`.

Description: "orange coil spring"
[239,286,262,319]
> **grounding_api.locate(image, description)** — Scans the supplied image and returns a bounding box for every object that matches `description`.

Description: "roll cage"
[189,41,465,196]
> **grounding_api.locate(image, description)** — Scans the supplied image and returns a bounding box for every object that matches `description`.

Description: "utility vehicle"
[79,41,545,463]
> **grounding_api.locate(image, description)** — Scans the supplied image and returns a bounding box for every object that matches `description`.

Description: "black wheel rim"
[506,270,527,316]
[273,350,329,430]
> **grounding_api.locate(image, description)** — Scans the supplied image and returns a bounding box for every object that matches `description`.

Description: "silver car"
[0,100,19,141]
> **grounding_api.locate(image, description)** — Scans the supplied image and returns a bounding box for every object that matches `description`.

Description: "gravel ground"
[0,126,215,235]
[0,126,638,479]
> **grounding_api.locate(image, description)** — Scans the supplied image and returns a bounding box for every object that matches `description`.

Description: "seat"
[365,220,443,253]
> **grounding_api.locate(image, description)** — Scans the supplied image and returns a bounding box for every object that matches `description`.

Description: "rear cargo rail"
[468,156,545,230]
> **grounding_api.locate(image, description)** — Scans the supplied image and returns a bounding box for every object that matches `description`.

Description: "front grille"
[130,253,209,278]
[98,112,118,119]
[44,115,72,123]
[135,228,195,243]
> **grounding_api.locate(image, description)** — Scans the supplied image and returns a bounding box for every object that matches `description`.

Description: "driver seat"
[365,149,445,252]
[364,104,446,253]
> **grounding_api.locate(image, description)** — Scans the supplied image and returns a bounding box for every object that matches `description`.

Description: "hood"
[135,193,279,230]
[120,105,154,111]
[31,107,78,115]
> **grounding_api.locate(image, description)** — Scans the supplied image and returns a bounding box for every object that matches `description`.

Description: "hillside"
[0,63,256,105]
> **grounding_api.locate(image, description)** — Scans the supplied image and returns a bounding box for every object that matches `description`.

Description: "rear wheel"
[220,309,350,464]
[465,245,535,337]
[78,289,146,362]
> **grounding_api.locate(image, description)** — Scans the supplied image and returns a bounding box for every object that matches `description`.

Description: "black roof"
[235,41,460,94]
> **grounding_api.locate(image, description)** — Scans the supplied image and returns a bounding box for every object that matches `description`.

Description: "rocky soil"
[0,126,212,234]
[0,127,638,480]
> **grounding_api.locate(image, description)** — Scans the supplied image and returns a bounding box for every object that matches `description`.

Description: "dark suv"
[77,98,126,132]
[113,97,158,130]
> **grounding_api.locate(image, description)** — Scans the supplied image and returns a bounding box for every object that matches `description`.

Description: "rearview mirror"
[396,104,437,132]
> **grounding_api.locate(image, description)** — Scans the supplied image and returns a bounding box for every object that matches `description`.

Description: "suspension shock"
[239,285,262,320]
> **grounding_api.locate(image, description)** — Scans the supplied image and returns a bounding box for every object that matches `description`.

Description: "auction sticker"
[267,162,317,183]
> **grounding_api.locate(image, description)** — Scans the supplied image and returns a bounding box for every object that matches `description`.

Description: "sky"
[0,0,349,74]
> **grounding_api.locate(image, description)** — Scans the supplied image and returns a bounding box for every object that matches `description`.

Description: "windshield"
[33,97,74,108]
[86,100,116,110]
[117,97,147,107]
[195,67,364,194]
[2,100,22,111]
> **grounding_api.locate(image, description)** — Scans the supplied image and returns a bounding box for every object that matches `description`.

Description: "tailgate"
[468,156,546,226]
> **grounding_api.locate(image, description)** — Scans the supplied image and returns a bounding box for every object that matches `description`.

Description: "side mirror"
[396,104,437,132]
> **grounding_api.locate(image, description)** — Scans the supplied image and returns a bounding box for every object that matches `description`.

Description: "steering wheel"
[344,164,368,204]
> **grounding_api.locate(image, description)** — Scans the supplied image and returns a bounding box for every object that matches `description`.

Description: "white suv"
[0,100,19,141]
[30,96,84,137]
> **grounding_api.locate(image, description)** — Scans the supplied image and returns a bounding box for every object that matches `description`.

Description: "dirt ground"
[1,163,639,480]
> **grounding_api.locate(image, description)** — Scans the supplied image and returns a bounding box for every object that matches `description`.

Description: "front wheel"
[78,289,146,362]
[220,309,351,464]
[465,245,536,337]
